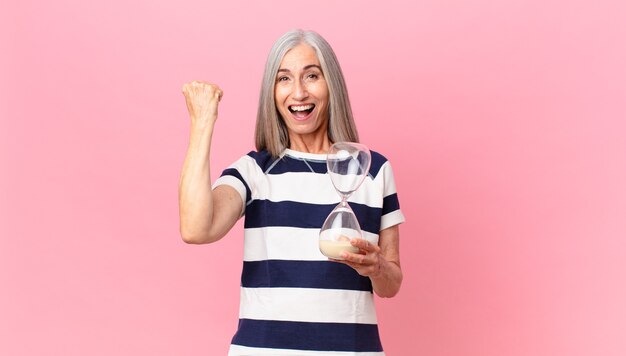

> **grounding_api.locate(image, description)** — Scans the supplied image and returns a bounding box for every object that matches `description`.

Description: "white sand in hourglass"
[319,235,359,260]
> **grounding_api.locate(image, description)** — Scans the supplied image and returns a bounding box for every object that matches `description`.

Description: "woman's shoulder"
[240,150,279,172]
[369,149,392,178]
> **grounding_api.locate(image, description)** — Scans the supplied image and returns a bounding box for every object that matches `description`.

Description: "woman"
[179,29,405,355]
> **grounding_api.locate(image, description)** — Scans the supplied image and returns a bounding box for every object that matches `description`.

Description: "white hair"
[255,29,359,157]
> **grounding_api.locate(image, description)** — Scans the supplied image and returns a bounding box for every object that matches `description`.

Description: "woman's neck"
[288,133,331,154]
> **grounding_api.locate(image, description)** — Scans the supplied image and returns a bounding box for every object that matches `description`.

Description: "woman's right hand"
[182,81,223,128]
[179,81,242,245]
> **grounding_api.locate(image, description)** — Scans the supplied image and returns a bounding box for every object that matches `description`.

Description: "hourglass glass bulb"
[319,142,372,259]
[319,204,362,259]
[336,149,350,160]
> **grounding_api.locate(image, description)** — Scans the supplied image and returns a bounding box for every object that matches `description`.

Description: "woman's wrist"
[369,254,386,279]
[370,256,402,297]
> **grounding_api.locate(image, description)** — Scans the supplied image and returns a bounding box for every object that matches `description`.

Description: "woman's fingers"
[350,238,381,253]
[340,250,366,264]
[182,81,223,125]
[338,255,380,277]
[331,238,383,277]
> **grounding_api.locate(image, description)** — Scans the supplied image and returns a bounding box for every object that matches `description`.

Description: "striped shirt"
[213,148,405,355]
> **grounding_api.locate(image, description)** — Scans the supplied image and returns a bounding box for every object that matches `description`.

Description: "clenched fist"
[182,81,223,127]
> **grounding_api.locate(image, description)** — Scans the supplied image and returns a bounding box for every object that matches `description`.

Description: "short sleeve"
[377,160,405,230]
[212,155,257,216]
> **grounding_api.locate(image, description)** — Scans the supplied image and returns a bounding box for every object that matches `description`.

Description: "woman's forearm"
[370,257,403,298]
[179,81,225,244]
[178,125,216,244]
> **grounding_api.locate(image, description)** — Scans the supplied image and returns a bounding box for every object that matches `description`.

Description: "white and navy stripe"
[214,148,404,355]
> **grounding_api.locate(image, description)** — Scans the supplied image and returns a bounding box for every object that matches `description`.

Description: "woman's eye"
[307,73,318,79]
[277,76,289,82]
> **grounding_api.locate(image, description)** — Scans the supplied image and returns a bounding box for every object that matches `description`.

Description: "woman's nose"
[292,79,308,100]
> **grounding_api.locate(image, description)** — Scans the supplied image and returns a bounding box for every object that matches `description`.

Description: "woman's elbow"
[181,233,205,244]
[376,288,401,298]
[179,227,218,244]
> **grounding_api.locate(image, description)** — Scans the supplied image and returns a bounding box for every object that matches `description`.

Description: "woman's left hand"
[333,238,383,278]
[333,226,402,298]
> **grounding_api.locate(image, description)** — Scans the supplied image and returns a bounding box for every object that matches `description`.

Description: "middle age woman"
[179,29,405,355]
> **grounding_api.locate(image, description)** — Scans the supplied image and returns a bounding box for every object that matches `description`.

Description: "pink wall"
[2,0,625,355]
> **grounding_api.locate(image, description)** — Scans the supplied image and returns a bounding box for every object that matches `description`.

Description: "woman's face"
[274,43,330,141]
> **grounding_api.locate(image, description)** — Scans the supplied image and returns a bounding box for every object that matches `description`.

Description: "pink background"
[2,0,625,355]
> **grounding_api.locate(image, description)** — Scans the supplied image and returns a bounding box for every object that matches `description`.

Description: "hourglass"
[319,142,371,260]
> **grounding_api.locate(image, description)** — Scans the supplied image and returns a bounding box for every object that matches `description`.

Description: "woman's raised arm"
[178,81,242,244]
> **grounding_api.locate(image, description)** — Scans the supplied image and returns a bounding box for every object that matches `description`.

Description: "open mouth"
[288,104,315,119]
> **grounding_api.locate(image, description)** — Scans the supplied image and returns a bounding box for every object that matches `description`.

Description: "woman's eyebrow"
[277,64,322,73]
